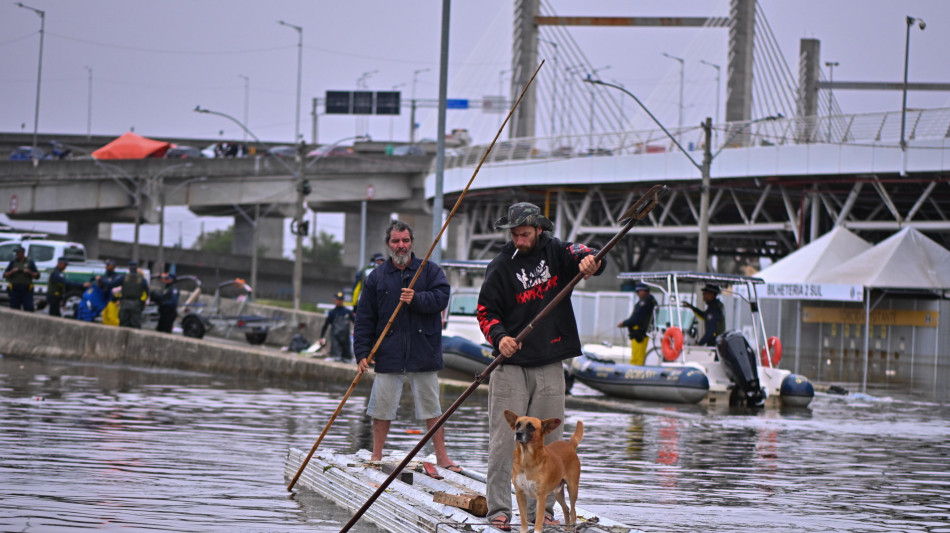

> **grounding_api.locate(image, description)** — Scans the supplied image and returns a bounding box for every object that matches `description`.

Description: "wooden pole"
[286,60,547,492]
[340,184,668,532]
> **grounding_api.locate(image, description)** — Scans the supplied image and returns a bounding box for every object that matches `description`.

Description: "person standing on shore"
[117,261,149,329]
[321,291,355,362]
[353,220,458,471]
[476,202,603,531]
[4,246,39,311]
[47,257,89,317]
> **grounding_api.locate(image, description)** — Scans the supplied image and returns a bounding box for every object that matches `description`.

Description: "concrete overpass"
[0,152,433,268]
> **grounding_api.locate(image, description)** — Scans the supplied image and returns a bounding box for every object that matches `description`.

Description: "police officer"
[155,272,180,333]
[617,282,658,365]
[681,284,726,347]
[4,246,39,311]
[118,260,149,328]
[320,291,355,362]
[96,259,123,296]
[47,257,88,317]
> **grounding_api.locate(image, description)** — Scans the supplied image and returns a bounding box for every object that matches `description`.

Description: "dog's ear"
[503,410,520,430]
[541,418,562,436]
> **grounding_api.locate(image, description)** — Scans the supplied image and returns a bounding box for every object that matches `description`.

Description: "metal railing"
[438,107,950,170]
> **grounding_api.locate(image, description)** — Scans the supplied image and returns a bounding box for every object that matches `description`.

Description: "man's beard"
[390,249,411,267]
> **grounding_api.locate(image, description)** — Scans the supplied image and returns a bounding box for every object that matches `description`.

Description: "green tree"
[304,230,344,266]
[194,226,233,253]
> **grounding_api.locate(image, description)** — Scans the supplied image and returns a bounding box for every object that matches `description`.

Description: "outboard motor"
[716,330,766,407]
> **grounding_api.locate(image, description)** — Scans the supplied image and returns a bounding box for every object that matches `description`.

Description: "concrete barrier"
[0,308,682,416]
[0,307,361,385]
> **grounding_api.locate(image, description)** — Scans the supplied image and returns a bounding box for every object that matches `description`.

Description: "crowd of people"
[3,248,180,333]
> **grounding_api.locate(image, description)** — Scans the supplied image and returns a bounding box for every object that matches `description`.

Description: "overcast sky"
[2,0,949,256]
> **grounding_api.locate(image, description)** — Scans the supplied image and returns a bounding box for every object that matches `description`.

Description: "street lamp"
[157,167,202,276]
[824,61,839,142]
[584,77,782,272]
[278,20,303,143]
[699,60,721,128]
[410,68,430,143]
[662,52,686,133]
[356,70,379,137]
[84,66,93,140]
[238,74,250,143]
[539,38,559,138]
[196,105,370,310]
[389,83,406,141]
[16,2,45,162]
[586,65,611,148]
[900,15,926,176]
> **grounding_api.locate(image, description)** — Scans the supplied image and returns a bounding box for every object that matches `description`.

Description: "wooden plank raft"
[284,447,642,533]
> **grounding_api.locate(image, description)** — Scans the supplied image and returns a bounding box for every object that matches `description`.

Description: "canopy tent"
[809,227,950,392]
[92,132,170,159]
[813,227,950,290]
[758,226,871,283]
[756,226,869,302]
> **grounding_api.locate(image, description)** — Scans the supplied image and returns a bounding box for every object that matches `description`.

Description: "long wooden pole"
[286,60,546,492]
[340,184,669,532]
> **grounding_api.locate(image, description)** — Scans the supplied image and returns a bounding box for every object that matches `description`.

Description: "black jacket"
[477,233,603,367]
[353,254,449,373]
[622,294,658,341]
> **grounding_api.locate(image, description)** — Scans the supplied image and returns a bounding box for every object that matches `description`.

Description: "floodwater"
[2,354,949,533]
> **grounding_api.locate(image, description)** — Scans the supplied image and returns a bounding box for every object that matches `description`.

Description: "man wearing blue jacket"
[354,220,458,471]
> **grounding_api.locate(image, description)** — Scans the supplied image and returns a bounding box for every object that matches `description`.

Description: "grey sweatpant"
[486,361,565,522]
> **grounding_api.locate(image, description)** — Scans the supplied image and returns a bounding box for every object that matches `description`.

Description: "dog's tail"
[569,421,584,449]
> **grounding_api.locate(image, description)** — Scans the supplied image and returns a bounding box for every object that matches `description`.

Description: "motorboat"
[569,272,814,408]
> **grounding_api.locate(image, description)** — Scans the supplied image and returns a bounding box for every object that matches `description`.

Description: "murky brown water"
[2,354,949,532]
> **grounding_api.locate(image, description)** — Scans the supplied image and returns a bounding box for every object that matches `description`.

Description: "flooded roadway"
[1,354,949,533]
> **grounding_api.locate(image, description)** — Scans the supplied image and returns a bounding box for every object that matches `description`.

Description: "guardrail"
[438,107,950,170]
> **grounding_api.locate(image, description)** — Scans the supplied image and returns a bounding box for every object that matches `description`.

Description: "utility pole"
[292,142,308,311]
[697,118,712,273]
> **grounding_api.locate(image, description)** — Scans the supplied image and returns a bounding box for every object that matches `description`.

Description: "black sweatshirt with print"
[476,233,603,367]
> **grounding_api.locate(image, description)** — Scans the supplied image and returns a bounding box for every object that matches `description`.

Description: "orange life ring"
[760,336,782,367]
[661,327,684,362]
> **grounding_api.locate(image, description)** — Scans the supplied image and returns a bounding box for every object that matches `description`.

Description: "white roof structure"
[814,227,950,289]
[757,226,872,283]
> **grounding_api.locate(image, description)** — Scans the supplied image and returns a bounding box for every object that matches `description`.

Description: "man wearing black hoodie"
[476,202,603,531]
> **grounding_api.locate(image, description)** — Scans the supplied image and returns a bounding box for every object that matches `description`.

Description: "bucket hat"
[494,202,554,231]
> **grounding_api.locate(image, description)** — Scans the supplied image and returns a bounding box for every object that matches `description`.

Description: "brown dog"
[504,410,583,533]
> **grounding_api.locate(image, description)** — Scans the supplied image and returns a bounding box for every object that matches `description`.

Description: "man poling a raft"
[338,181,669,532]
[286,60,548,493]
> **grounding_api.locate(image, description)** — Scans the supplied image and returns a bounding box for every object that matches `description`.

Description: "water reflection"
[1,354,949,533]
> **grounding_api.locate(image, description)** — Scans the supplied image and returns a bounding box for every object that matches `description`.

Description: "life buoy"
[661,327,684,362]
[760,336,782,367]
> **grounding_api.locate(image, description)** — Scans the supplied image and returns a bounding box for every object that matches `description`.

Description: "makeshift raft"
[285,448,641,533]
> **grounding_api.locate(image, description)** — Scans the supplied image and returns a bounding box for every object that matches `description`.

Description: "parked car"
[267,145,298,158]
[165,145,204,159]
[307,145,353,158]
[392,145,424,156]
[9,146,46,161]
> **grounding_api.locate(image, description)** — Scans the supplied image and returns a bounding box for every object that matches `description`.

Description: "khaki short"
[366,371,442,420]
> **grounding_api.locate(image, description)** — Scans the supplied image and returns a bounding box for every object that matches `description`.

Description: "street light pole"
[699,60,721,127]
[585,77,783,273]
[16,2,45,162]
[157,166,201,275]
[410,68,430,143]
[587,65,611,148]
[662,52,686,134]
[539,39,559,138]
[278,20,303,143]
[900,15,925,176]
[84,66,93,140]
[824,61,839,142]
[238,74,250,143]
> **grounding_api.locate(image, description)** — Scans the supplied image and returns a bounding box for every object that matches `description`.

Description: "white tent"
[810,227,950,392]
[758,226,872,283]
[814,227,950,289]
[756,226,868,301]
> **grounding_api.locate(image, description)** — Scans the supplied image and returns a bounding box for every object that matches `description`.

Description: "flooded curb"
[0,307,696,417]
